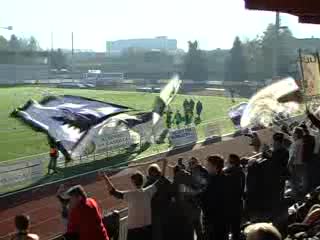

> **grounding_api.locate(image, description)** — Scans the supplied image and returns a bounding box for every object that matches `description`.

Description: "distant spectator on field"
[63,185,109,240]
[11,214,39,240]
[100,160,168,240]
[174,110,183,128]
[196,100,203,119]
[47,135,59,174]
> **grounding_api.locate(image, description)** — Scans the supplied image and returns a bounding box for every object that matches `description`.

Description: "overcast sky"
[1,0,320,51]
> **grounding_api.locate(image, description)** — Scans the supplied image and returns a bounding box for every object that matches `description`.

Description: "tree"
[225,37,247,81]
[261,24,295,78]
[8,34,21,51]
[242,36,265,81]
[0,36,8,50]
[183,40,208,81]
[28,36,40,51]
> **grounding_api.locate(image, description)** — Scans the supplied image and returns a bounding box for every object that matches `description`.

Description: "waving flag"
[11,95,132,159]
[240,78,301,128]
[228,102,248,128]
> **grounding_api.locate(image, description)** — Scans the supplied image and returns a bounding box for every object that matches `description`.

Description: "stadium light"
[0,26,13,30]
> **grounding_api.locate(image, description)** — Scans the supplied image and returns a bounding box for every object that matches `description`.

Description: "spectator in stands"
[11,214,39,240]
[56,184,69,230]
[201,155,228,240]
[144,163,173,240]
[100,160,167,240]
[244,223,282,240]
[289,127,304,197]
[186,157,208,240]
[301,125,316,192]
[169,163,195,240]
[177,157,186,170]
[63,185,109,240]
[270,133,289,202]
[224,154,245,240]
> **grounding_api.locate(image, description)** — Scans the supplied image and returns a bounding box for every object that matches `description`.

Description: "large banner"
[12,95,132,159]
[169,126,197,148]
[299,52,320,98]
[0,158,44,192]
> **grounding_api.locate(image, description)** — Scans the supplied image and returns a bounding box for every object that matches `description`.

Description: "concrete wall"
[0,64,49,84]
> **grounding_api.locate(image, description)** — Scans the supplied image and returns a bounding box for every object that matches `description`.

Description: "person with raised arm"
[99,159,168,240]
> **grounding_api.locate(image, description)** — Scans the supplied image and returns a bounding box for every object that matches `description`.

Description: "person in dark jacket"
[224,154,245,240]
[264,133,290,234]
[201,155,228,240]
[144,163,173,240]
[301,125,316,192]
[196,100,203,119]
[187,157,208,240]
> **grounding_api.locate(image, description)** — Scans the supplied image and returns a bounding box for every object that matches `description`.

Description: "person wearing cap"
[63,185,109,240]
[11,215,39,240]
[99,159,168,240]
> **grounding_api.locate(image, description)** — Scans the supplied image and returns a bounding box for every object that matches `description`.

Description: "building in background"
[106,36,177,56]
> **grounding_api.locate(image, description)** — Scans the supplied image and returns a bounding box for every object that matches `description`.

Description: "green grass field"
[0,86,243,163]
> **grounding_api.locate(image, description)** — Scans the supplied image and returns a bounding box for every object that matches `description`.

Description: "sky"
[1,0,320,52]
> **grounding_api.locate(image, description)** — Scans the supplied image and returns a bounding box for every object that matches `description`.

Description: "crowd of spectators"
[11,109,320,240]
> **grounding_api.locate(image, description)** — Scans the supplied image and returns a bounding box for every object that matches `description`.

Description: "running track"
[0,129,272,240]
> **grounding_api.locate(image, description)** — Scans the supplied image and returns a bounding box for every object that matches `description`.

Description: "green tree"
[0,36,8,50]
[242,36,265,81]
[225,36,247,81]
[261,24,295,78]
[28,36,40,51]
[183,40,208,81]
[8,34,21,51]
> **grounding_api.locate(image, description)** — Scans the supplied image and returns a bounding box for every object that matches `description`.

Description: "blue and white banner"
[12,95,132,159]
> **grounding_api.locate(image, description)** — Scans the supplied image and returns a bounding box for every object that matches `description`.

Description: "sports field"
[0,86,243,162]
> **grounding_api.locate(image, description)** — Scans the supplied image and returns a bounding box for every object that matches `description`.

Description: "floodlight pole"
[272,12,280,79]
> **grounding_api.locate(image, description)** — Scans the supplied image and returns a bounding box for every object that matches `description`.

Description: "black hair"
[15,215,30,231]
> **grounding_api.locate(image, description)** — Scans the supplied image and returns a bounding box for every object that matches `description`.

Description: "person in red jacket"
[63,185,109,240]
